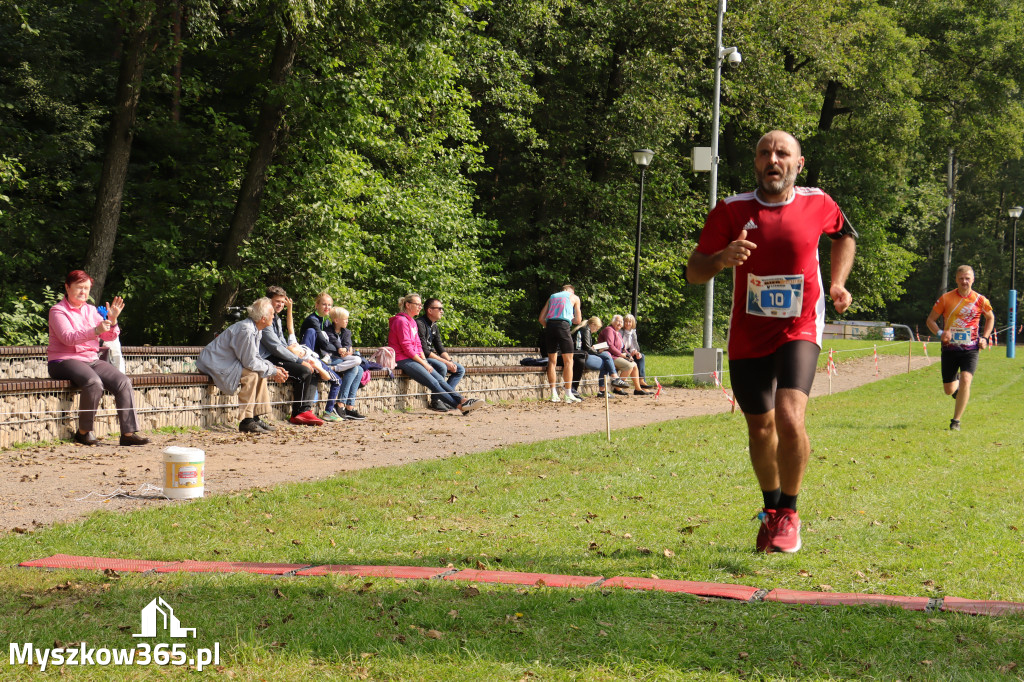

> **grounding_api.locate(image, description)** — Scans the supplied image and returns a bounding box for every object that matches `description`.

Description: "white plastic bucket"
[163,447,205,499]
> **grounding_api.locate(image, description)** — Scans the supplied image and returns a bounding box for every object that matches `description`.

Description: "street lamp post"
[631,149,654,318]
[703,0,741,349]
[1008,206,1021,359]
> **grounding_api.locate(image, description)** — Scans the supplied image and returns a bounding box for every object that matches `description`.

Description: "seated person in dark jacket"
[259,286,321,425]
[416,297,466,412]
[322,306,366,420]
[571,316,628,397]
[297,292,345,421]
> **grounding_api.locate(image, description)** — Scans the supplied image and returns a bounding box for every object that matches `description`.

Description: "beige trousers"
[238,369,270,420]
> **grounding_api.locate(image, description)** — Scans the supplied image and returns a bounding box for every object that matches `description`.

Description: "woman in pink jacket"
[387,293,482,415]
[47,270,149,446]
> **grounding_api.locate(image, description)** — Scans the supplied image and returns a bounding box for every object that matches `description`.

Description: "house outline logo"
[133,597,196,638]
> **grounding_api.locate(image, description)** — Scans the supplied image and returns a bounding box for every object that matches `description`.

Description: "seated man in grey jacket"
[197,298,288,433]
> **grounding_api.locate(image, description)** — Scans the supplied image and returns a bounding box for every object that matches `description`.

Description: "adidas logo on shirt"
[743,219,759,231]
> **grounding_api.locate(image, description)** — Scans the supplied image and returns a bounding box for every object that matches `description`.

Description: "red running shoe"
[289,410,324,426]
[771,508,802,553]
[755,508,777,552]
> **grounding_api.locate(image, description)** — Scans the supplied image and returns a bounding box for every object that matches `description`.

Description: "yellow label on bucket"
[165,461,204,489]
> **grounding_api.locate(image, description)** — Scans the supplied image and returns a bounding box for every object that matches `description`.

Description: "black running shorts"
[544,319,574,355]
[728,340,820,415]
[941,348,979,384]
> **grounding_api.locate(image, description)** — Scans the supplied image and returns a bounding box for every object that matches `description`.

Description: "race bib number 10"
[746,274,804,318]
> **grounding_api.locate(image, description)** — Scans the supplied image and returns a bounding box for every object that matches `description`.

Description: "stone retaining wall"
[0,346,539,379]
[0,364,550,448]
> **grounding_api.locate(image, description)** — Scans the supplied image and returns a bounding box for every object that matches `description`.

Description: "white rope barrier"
[0,339,960,428]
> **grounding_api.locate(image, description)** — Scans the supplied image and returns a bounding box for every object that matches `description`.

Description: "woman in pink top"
[597,315,648,395]
[387,293,482,415]
[47,270,149,446]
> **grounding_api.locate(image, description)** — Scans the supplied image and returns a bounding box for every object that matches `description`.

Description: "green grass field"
[1,351,1021,680]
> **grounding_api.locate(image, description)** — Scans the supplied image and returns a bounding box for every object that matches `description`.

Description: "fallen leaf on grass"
[426,629,443,639]
[272,588,286,599]
[462,587,480,598]
[798,570,812,577]
[663,549,675,558]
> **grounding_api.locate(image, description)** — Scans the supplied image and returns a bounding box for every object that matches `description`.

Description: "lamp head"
[1010,206,1023,219]
[632,149,654,170]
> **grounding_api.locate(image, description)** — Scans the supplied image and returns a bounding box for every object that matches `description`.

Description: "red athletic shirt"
[696,187,845,360]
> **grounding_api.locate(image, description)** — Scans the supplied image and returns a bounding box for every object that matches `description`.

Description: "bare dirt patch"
[1,354,931,532]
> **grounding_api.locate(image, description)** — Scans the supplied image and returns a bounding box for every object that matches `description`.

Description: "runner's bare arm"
[829,235,856,314]
[980,308,996,348]
[925,308,946,341]
[686,229,756,284]
[537,300,550,326]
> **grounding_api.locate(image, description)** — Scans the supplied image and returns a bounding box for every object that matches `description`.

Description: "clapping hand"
[106,296,125,325]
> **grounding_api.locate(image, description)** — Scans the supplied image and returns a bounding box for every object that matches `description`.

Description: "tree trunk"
[203,32,299,341]
[83,3,154,302]
[171,0,182,123]
[806,80,852,188]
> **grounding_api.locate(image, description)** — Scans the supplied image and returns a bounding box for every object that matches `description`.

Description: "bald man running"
[686,130,857,553]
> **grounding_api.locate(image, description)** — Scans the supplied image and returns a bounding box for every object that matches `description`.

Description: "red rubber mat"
[941,597,1024,616]
[154,561,309,575]
[602,576,759,601]
[443,569,602,588]
[294,564,450,578]
[19,554,170,573]
[765,589,930,611]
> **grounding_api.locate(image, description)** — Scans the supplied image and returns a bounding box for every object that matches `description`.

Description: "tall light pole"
[703,0,741,348]
[1008,205,1021,359]
[631,149,654,318]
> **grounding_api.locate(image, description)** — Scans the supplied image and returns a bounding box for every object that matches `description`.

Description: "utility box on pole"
[693,347,724,385]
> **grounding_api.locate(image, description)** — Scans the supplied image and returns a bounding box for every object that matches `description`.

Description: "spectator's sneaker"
[563,391,581,403]
[549,394,561,403]
[771,508,802,553]
[321,411,342,422]
[950,418,961,431]
[428,400,450,412]
[290,410,324,426]
[596,391,606,398]
[611,378,630,388]
[239,418,268,434]
[344,408,367,421]
[633,389,651,396]
[755,508,777,552]
[571,390,585,401]
[254,417,276,432]
[459,398,484,415]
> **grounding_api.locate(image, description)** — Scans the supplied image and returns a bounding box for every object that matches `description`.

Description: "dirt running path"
[1,354,932,532]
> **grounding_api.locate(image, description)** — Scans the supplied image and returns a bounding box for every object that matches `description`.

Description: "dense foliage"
[2,0,1023,348]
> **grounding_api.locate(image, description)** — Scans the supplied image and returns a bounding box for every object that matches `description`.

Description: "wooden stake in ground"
[605,387,611,442]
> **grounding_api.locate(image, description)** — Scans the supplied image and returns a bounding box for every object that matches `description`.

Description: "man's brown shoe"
[119,433,150,446]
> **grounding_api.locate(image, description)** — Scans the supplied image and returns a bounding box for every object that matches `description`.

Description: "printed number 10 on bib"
[746,274,804,318]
